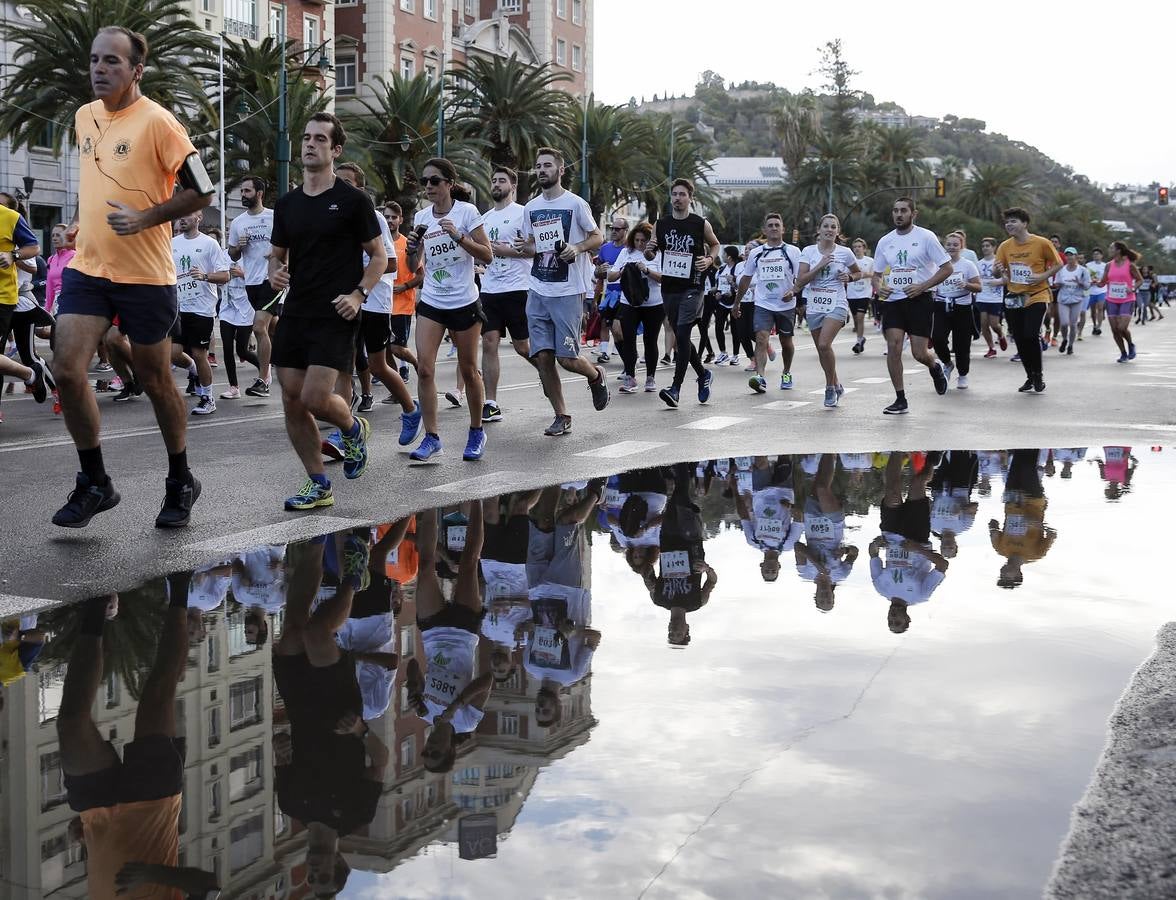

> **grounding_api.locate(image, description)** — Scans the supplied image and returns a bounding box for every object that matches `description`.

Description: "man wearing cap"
[1053,247,1090,355]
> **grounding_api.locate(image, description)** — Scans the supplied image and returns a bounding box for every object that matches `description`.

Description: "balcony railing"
[224,18,258,40]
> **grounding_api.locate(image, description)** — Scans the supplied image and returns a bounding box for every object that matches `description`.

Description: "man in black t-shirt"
[268,112,387,512]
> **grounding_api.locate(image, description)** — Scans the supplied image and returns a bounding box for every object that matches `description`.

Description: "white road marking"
[576,440,667,459]
[757,400,811,410]
[808,387,859,396]
[677,416,750,431]
[1128,383,1176,388]
[185,516,369,554]
[0,412,287,454]
[852,377,891,384]
[425,471,530,493]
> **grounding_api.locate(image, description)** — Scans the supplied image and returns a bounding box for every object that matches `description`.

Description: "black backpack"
[619,262,649,306]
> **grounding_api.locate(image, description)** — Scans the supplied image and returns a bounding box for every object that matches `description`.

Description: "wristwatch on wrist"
[356,285,369,299]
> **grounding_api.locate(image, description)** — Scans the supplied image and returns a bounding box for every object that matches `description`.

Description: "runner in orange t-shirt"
[52,26,216,532]
[382,200,422,378]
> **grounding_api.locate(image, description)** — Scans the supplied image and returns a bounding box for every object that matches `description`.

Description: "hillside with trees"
[640,43,1175,265]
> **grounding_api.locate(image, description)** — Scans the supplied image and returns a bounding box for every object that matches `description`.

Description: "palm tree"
[343,73,488,213]
[634,114,719,224]
[957,163,1033,223]
[773,91,819,177]
[867,125,928,188]
[559,99,647,221]
[448,54,573,170]
[0,0,215,155]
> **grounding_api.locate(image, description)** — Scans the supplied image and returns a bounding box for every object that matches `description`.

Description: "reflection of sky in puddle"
[359,447,1170,899]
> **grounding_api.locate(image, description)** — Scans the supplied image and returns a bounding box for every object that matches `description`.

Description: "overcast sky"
[592,1,1175,188]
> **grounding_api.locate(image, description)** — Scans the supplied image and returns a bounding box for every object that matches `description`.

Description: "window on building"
[424,0,437,19]
[498,712,520,736]
[572,44,582,71]
[229,746,265,802]
[464,0,475,14]
[105,671,120,707]
[336,0,357,5]
[269,4,284,39]
[424,61,438,82]
[336,54,357,95]
[40,751,67,810]
[225,0,259,40]
[229,815,264,874]
[401,53,416,79]
[555,38,566,66]
[498,0,521,10]
[556,0,566,18]
[400,0,414,10]
[399,735,416,769]
[204,17,212,30]
[229,677,262,730]
[572,0,583,23]
[208,780,223,820]
[303,14,318,48]
[206,634,220,672]
[208,706,221,747]
[400,625,415,657]
[201,0,214,12]
[226,609,258,658]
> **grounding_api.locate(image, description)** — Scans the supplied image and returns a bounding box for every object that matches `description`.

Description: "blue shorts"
[527,291,583,359]
[57,268,178,345]
[1107,299,1134,318]
[1087,293,1106,309]
[975,301,1004,318]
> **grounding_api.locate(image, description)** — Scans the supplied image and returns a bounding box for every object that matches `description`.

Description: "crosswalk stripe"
[576,440,667,459]
[677,416,750,431]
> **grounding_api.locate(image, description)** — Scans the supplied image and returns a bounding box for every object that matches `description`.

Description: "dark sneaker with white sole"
[52,473,121,528]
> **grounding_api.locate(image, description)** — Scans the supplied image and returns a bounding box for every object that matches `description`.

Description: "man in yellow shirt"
[0,204,47,404]
[994,207,1061,394]
[52,26,215,530]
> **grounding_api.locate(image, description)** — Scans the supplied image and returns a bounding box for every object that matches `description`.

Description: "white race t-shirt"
[521,190,598,297]
[221,272,255,327]
[231,544,287,612]
[977,257,1004,304]
[412,200,481,309]
[846,255,874,300]
[744,242,802,312]
[1055,265,1091,305]
[227,208,274,286]
[1087,261,1107,296]
[934,257,980,305]
[610,246,663,307]
[420,626,484,733]
[800,243,857,314]
[361,212,398,313]
[172,233,227,317]
[873,226,951,301]
[870,545,945,605]
[479,202,531,294]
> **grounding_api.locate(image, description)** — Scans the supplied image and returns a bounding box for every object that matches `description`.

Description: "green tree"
[559,99,648,221]
[816,39,860,139]
[0,0,215,154]
[773,91,819,177]
[448,53,573,170]
[343,73,487,214]
[957,163,1034,224]
[634,114,720,224]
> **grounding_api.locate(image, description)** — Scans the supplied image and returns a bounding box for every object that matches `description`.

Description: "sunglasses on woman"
[422,175,451,187]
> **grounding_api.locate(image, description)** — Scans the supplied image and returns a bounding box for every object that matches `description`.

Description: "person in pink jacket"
[45,223,76,315]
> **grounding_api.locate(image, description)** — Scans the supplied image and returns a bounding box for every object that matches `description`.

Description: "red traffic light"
[1160,186,1170,206]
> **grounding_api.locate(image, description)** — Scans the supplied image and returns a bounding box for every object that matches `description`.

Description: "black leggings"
[619,302,665,379]
[1005,303,1047,377]
[713,304,733,353]
[0,306,55,400]
[931,302,976,376]
[737,302,756,358]
[698,293,717,357]
[218,321,261,388]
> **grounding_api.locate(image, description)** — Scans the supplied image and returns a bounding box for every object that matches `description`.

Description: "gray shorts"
[663,288,704,328]
[807,307,849,331]
[753,305,795,337]
[527,290,583,359]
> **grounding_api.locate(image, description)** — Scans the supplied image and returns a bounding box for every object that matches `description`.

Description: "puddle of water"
[3,446,1170,899]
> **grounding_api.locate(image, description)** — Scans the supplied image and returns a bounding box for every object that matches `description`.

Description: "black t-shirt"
[276,760,382,835]
[270,177,382,318]
[655,213,707,292]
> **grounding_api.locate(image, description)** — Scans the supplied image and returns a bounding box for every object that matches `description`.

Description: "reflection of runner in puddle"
[794,453,859,612]
[870,452,949,633]
[1051,447,1087,480]
[734,455,800,583]
[480,491,542,684]
[602,467,668,582]
[929,451,980,561]
[1095,445,1136,500]
[653,464,717,646]
[59,581,220,898]
[407,504,493,774]
[989,449,1056,589]
[273,532,388,897]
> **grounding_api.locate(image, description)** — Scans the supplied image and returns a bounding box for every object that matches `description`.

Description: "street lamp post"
[218,33,226,238]
[276,12,289,197]
[436,52,445,157]
[579,94,590,202]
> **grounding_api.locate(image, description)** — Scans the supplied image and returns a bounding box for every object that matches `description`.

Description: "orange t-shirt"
[70,97,196,285]
[379,517,419,584]
[995,234,1060,306]
[81,795,183,899]
[391,233,418,314]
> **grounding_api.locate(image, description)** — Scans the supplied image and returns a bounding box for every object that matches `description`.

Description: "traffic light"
[935,177,947,198]
[1160,186,1170,206]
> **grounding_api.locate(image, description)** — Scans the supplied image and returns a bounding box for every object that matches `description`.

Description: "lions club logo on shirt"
[113,139,131,160]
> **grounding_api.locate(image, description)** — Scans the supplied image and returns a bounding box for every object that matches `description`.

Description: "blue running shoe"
[1127,343,1137,360]
[322,429,344,462]
[463,427,487,461]
[410,432,443,461]
[658,385,680,408]
[342,532,371,591]
[285,477,334,511]
[697,369,713,404]
[749,375,767,394]
[341,417,370,479]
[399,400,423,446]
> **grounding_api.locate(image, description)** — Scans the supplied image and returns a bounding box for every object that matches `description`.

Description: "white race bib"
[662,550,690,577]
[1105,447,1126,462]
[1005,514,1028,537]
[807,285,839,312]
[807,515,835,538]
[942,273,965,293]
[1108,282,1128,301]
[663,250,693,279]
[887,266,917,292]
[755,516,784,541]
[1009,263,1034,284]
[533,217,565,253]
[886,546,913,567]
[604,487,623,508]
[425,232,463,269]
[735,471,753,495]
[734,457,753,469]
[447,525,467,552]
[531,626,563,666]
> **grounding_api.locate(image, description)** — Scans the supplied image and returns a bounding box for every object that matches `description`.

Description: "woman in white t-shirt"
[931,232,982,388]
[846,237,874,354]
[608,222,665,393]
[712,245,741,364]
[406,158,493,463]
[794,214,861,408]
